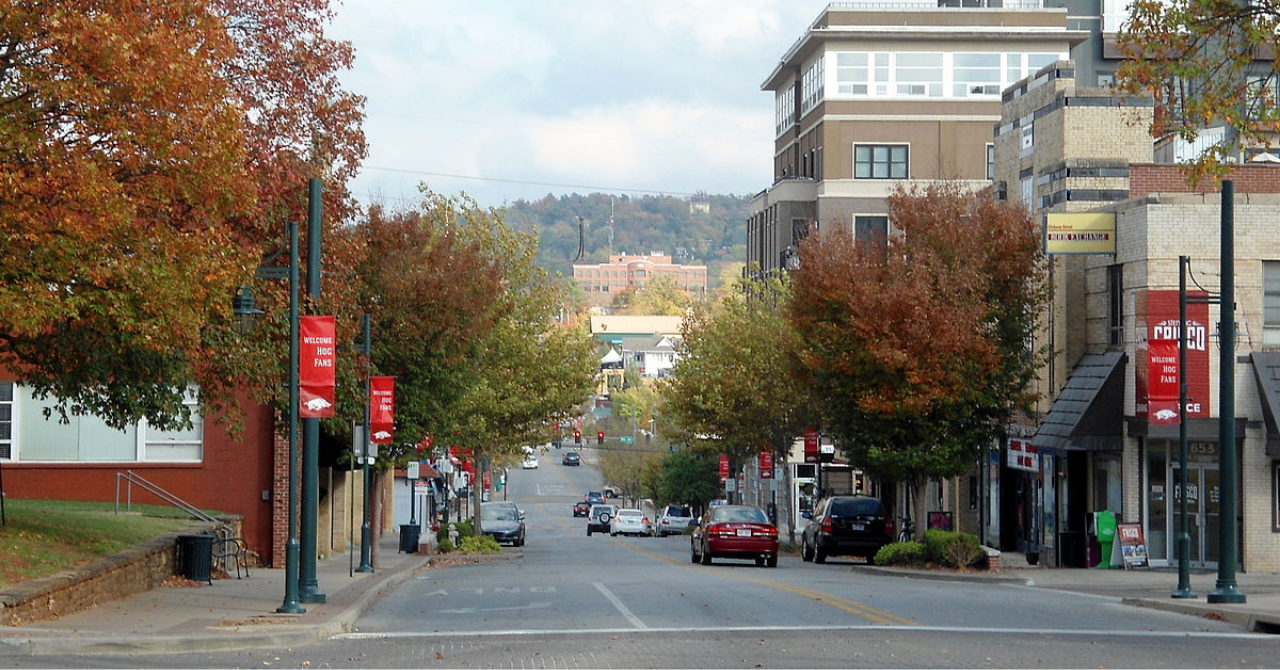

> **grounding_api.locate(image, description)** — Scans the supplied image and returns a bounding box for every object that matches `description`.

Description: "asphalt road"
[20,453,1280,669]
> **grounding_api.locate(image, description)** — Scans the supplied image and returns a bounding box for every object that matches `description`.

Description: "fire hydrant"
[447,523,459,547]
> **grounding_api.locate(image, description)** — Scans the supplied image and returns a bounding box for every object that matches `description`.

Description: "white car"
[522,456,539,469]
[655,505,695,536]
[610,508,652,537]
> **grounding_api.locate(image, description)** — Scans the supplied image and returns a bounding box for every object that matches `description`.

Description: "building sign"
[369,376,395,444]
[1045,213,1116,255]
[299,315,336,418]
[1007,439,1039,472]
[1136,291,1210,422]
[759,450,774,479]
[803,428,819,464]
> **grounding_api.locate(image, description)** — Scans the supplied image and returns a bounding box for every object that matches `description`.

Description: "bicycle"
[897,515,916,543]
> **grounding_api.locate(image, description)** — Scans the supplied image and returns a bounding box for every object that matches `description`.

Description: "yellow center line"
[613,539,918,626]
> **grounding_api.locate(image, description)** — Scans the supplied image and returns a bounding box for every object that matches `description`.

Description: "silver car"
[610,508,652,537]
[655,505,694,536]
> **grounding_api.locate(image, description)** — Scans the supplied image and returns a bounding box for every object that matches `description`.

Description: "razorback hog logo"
[304,398,332,411]
[373,431,392,440]
[1154,409,1178,421]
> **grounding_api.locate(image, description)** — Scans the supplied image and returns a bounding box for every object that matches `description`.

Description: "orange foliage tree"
[0,0,366,429]
[788,184,1047,485]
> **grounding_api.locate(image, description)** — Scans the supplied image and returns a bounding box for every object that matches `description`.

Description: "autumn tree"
[659,273,817,539]
[1114,0,1280,180]
[0,1,365,430]
[789,183,1045,504]
[612,274,693,316]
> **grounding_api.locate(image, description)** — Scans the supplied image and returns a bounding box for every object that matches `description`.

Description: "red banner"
[803,428,819,464]
[1148,340,1180,425]
[759,450,774,479]
[718,454,729,482]
[299,315,336,418]
[1137,291,1208,423]
[369,376,395,444]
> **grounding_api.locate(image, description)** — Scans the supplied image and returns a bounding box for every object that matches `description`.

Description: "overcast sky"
[328,1,826,209]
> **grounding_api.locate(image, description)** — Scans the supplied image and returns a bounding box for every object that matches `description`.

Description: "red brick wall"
[1130,163,1280,197]
[3,398,278,566]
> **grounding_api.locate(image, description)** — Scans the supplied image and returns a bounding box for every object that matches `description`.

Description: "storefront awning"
[1252,352,1280,456]
[1030,352,1126,452]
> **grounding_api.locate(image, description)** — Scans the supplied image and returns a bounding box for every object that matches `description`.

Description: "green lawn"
[0,499,218,588]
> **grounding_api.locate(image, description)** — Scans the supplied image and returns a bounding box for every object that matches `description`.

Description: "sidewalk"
[0,532,434,657]
[856,551,1280,633]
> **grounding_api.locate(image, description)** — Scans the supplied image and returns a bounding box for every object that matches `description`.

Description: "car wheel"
[690,544,700,563]
[766,554,778,568]
[801,539,814,562]
[814,544,827,564]
[755,556,765,567]
[700,544,712,565]
[864,553,876,566]
[587,528,593,536]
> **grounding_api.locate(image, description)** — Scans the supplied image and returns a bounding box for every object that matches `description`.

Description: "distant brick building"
[573,253,707,307]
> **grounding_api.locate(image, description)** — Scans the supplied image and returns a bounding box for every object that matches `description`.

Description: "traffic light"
[597,431,605,445]
[574,430,581,444]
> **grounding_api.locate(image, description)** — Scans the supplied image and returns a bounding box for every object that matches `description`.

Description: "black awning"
[1252,352,1280,456]
[1030,352,1127,451]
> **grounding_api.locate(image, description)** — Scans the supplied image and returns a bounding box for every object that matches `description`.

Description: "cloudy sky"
[328,1,826,209]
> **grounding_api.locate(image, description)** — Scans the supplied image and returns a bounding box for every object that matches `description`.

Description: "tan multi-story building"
[999,60,1280,574]
[573,253,707,307]
[748,2,1086,275]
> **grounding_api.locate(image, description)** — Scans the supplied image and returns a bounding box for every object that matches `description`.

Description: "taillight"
[821,516,832,533]
[884,518,895,536]
[754,526,778,537]
[707,523,727,537]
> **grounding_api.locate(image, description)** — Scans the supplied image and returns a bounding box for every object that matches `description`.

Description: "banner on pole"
[803,428,819,464]
[299,315,336,418]
[370,376,395,444]
[718,454,730,482]
[759,450,774,479]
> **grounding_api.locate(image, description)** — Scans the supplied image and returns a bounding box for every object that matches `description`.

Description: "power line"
[361,165,701,197]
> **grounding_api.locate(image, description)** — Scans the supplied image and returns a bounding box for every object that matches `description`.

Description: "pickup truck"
[602,486,621,498]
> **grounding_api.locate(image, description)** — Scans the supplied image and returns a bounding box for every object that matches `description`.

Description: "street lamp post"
[299,178,327,604]
[356,314,374,573]
[1172,256,1196,599]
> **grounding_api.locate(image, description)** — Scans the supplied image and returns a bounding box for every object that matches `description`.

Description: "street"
[15,453,1280,669]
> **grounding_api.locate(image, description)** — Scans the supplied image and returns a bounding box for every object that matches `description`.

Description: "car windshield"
[830,498,882,516]
[711,507,768,523]
[481,507,518,521]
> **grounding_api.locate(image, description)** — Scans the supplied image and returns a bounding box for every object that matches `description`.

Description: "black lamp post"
[356,313,374,573]
[299,178,327,604]
[1172,256,1196,599]
[235,220,305,615]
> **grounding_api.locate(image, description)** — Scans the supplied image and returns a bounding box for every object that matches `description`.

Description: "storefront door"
[1171,460,1220,569]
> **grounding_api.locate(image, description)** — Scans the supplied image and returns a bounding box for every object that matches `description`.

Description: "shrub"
[457,535,502,554]
[436,520,477,546]
[873,540,926,566]
[436,539,455,553]
[923,529,984,568]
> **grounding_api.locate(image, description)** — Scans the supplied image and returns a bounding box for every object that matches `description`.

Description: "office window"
[894,52,943,97]
[802,56,825,114]
[142,389,203,462]
[854,216,889,246]
[1020,116,1034,157]
[986,144,995,180]
[1108,264,1123,347]
[1265,261,1280,346]
[775,86,796,136]
[0,382,11,460]
[855,145,908,179]
[953,52,1002,97]
[1020,176,1033,209]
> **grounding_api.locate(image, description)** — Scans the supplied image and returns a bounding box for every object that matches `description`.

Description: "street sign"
[620,436,633,444]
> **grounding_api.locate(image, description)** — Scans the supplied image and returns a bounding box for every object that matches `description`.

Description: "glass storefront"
[1146,439,1222,569]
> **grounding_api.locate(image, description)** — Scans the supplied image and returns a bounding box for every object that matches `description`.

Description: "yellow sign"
[1045,212,1116,255]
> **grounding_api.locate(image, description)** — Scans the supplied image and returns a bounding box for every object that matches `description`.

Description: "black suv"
[800,495,892,564]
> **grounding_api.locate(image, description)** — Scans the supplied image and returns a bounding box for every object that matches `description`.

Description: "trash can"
[1058,531,1087,568]
[176,534,213,584]
[399,524,421,554]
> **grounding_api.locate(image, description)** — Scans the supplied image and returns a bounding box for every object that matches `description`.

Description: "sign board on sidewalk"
[1115,523,1150,569]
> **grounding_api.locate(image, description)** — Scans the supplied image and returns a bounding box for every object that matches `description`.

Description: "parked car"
[562,451,581,466]
[522,456,539,469]
[655,505,695,536]
[690,505,778,567]
[602,486,621,498]
[586,504,617,536]
[610,508,652,537]
[800,495,892,564]
[573,500,591,517]
[479,501,526,547]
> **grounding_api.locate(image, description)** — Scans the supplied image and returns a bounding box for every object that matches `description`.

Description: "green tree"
[658,451,721,513]
[611,274,693,316]
[789,184,1046,506]
[659,273,816,539]
[1114,0,1280,182]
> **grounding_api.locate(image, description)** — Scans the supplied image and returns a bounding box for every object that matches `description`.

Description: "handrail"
[114,470,249,578]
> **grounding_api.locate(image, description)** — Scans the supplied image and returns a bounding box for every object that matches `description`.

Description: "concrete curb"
[0,555,433,657]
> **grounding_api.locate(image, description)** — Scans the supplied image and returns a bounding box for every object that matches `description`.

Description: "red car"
[690,505,778,568]
[573,500,591,517]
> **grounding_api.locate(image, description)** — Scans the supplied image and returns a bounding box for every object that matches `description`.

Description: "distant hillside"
[502,192,750,288]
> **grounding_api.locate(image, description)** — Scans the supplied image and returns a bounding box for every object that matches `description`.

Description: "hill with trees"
[502,192,751,290]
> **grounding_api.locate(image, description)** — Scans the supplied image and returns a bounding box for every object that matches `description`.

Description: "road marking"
[436,602,553,615]
[614,541,916,626]
[594,582,648,629]
[336,624,1274,641]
